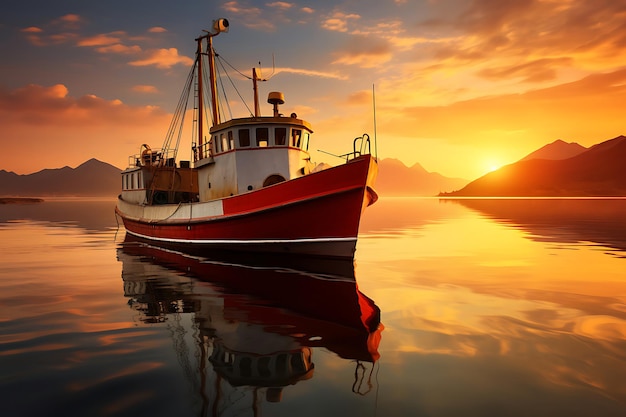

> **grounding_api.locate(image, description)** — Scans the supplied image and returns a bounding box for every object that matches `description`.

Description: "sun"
[483,158,502,174]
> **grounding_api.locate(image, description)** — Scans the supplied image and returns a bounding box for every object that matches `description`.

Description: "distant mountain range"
[0,156,467,198]
[441,135,626,197]
[2,135,624,197]
[0,158,121,197]
[376,159,468,196]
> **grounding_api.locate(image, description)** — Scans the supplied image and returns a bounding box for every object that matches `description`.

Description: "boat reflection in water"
[118,235,382,415]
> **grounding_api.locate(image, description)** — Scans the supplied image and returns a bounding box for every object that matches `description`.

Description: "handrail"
[127,148,177,168]
[338,133,372,162]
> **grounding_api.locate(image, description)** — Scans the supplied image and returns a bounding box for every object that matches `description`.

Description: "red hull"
[116,155,377,258]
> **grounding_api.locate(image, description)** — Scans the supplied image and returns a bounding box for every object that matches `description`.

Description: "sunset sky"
[1,0,625,180]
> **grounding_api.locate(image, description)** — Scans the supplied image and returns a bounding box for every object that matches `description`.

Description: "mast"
[196,36,204,159]
[207,35,220,125]
[253,68,260,117]
[195,19,229,159]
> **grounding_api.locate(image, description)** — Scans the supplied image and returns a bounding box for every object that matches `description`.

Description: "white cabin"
[195,95,315,201]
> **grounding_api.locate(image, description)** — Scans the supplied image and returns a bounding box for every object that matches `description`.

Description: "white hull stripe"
[126,229,356,245]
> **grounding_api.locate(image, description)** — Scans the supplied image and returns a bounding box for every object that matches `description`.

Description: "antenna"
[266,54,276,80]
[372,84,378,159]
[256,54,277,82]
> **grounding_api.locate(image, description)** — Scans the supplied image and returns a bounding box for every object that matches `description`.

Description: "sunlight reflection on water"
[1,198,625,416]
[355,197,626,416]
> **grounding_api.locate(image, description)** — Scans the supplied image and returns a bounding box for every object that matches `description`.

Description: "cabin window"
[131,173,135,189]
[301,132,310,151]
[214,135,220,153]
[221,133,228,152]
[239,129,250,147]
[256,127,268,147]
[228,131,234,149]
[275,127,287,146]
[291,128,302,147]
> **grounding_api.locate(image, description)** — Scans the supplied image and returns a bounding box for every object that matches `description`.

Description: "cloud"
[21,26,46,46]
[56,14,81,24]
[128,48,193,69]
[18,16,189,71]
[21,27,43,33]
[0,84,166,126]
[477,57,575,83]
[0,84,171,173]
[222,0,310,31]
[222,0,261,14]
[21,27,79,46]
[267,2,293,10]
[346,90,371,106]
[132,85,159,94]
[96,44,142,54]
[22,14,84,46]
[274,67,347,80]
[320,15,448,69]
[222,1,274,30]
[421,0,626,80]
[52,13,83,30]
[332,35,393,67]
[76,32,144,56]
[78,32,125,47]
[381,68,626,146]
[321,12,361,33]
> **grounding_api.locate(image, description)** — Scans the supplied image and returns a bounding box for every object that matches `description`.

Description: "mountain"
[376,158,468,196]
[0,159,121,196]
[440,135,626,197]
[520,139,587,161]
[1,157,464,197]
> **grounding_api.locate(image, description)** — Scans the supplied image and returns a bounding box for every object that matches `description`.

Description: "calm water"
[1,197,625,417]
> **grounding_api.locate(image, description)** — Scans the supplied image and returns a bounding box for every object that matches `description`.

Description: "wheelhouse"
[194,95,316,201]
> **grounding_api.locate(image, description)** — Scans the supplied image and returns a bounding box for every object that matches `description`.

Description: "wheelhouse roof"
[209,116,313,134]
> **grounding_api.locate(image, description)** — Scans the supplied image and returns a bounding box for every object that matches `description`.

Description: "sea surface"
[1,197,625,417]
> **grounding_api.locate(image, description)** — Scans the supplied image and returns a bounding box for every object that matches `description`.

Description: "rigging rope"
[219,54,253,80]
[215,59,233,120]
[162,59,196,158]
[216,55,254,117]
[158,41,263,162]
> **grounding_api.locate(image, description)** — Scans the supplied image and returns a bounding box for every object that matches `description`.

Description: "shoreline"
[0,197,44,204]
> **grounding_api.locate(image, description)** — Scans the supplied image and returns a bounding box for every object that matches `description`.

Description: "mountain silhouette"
[1,157,467,198]
[441,135,626,197]
[0,158,121,196]
[520,139,587,161]
[376,158,468,196]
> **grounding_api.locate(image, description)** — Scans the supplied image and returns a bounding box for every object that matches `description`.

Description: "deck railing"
[127,148,177,168]
[340,134,372,161]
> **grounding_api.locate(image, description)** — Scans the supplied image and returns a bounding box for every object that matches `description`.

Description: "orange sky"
[1,1,625,180]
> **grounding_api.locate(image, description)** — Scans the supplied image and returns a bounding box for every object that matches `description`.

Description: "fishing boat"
[115,19,378,258]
